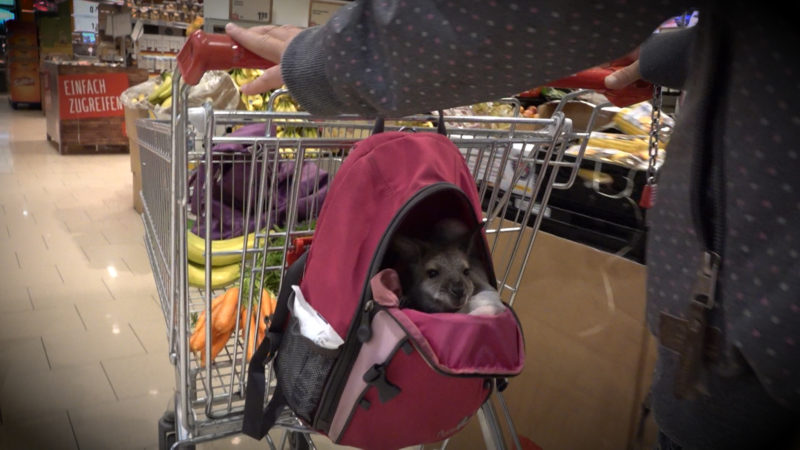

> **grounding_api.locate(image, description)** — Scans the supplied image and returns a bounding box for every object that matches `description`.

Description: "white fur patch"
[461,289,506,315]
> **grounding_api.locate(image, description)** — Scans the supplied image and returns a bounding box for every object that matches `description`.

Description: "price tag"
[73,0,97,16]
[73,15,98,33]
[230,0,273,23]
[308,0,348,27]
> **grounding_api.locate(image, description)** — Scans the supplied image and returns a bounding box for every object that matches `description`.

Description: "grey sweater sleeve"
[281,0,689,116]
[639,27,697,89]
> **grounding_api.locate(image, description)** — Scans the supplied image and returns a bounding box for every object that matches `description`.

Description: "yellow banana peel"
[187,260,240,289]
[187,230,258,266]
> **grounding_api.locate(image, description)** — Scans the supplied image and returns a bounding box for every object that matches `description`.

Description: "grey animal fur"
[391,218,504,314]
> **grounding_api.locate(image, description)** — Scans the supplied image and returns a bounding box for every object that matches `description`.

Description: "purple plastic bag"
[189,124,328,239]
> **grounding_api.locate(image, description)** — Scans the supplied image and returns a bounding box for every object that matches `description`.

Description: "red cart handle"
[286,237,313,267]
[548,66,652,107]
[544,54,652,107]
[177,30,277,85]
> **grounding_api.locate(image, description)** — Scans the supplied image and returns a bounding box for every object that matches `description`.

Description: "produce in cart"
[187,260,240,289]
[190,287,240,366]
[188,123,328,240]
[189,287,277,365]
[240,290,277,361]
[186,229,258,266]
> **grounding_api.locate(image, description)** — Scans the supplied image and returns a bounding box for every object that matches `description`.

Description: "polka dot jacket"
[281,0,676,117]
[280,1,800,448]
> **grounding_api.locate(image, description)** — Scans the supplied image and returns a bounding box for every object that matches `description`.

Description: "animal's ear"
[461,221,487,255]
[392,235,426,262]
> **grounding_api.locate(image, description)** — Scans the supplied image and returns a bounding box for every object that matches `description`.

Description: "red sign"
[58,73,129,119]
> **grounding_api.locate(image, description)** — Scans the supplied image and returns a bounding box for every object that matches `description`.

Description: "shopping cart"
[137,31,615,450]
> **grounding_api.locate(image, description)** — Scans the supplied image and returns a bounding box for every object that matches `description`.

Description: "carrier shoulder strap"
[242,252,307,439]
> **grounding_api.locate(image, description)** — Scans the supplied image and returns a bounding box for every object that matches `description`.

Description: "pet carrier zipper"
[313,182,471,432]
[661,17,731,399]
[689,12,728,264]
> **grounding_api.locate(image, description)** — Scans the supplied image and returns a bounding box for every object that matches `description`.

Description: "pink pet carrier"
[243,123,525,450]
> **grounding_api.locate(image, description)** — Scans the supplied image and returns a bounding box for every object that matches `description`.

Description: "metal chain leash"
[646,84,663,186]
[638,84,663,209]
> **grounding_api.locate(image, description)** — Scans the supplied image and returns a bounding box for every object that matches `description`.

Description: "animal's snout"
[449,283,466,299]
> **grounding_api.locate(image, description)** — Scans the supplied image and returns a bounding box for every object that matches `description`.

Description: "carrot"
[241,307,258,361]
[207,331,229,366]
[241,290,277,361]
[261,289,277,317]
[214,287,240,333]
[255,290,277,348]
[189,290,228,351]
[192,287,241,366]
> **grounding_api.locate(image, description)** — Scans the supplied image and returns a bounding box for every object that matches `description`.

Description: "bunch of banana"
[276,124,302,159]
[148,72,173,106]
[301,126,322,158]
[273,94,300,157]
[186,230,259,289]
[187,260,241,289]
[230,68,264,89]
[272,94,298,113]
[186,16,204,35]
[242,92,265,111]
[187,230,258,266]
[275,123,321,158]
[388,120,435,129]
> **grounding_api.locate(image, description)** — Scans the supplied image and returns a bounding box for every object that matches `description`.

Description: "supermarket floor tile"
[100,353,174,400]
[0,337,50,375]
[41,326,148,369]
[0,285,32,313]
[0,363,117,422]
[27,277,114,310]
[0,306,85,341]
[75,295,163,333]
[0,411,79,450]
[0,97,173,448]
[101,270,159,300]
[68,390,173,450]
[128,321,170,356]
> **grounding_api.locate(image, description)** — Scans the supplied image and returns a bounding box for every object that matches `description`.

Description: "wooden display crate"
[41,61,149,154]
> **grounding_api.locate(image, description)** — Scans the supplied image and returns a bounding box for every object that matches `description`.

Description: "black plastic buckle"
[266,331,283,358]
[363,363,401,403]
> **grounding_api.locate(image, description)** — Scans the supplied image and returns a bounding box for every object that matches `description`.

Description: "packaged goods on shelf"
[613,100,675,137]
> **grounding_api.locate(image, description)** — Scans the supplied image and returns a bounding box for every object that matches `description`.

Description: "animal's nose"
[449,284,465,298]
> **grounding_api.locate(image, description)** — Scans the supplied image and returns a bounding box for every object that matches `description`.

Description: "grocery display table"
[41,60,148,154]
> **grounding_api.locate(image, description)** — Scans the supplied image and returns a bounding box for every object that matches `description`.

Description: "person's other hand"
[225,23,303,94]
[604,59,642,90]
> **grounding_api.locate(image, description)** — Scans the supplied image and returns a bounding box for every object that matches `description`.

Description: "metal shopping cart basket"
[136,31,615,450]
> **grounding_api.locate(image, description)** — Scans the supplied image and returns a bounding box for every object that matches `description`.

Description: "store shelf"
[135,18,190,29]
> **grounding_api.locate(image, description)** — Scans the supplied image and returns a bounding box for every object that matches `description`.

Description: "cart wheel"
[158,409,196,450]
[288,431,311,450]
[9,101,18,110]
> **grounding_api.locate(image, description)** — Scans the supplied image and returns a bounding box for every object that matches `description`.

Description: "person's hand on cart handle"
[603,48,642,90]
[604,59,642,90]
[225,23,303,94]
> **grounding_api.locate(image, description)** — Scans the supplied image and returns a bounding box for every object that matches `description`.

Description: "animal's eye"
[463,268,470,276]
[426,269,439,278]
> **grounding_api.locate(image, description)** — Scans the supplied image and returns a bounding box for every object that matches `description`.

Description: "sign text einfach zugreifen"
[58,73,129,119]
